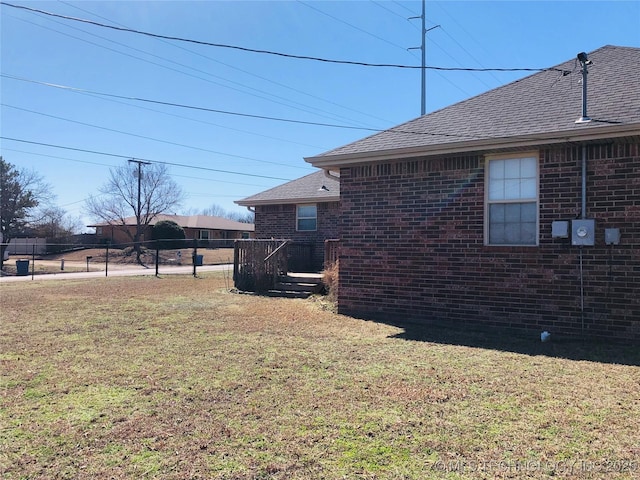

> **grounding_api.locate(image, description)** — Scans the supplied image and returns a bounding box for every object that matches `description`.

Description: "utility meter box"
[571,219,596,246]
[551,220,569,238]
[605,228,621,245]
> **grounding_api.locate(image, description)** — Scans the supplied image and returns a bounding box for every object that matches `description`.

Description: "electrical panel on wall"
[571,219,596,246]
[551,221,569,238]
[605,228,621,245]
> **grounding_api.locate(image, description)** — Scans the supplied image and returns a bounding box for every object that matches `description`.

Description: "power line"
[9,12,371,130]
[297,0,410,53]
[2,103,311,170]
[58,0,391,128]
[1,74,491,140]
[0,137,295,181]
[371,1,415,23]
[1,74,386,132]
[391,1,418,16]
[2,147,118,169]
[0,2,566,73]
[77,90,328,151]
[10,70,572,145]
[3,147,274,188]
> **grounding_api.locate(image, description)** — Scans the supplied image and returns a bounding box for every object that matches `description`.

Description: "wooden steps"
[267,273,324,298]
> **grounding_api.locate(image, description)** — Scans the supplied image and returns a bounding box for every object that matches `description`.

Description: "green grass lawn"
[1,273,638,479]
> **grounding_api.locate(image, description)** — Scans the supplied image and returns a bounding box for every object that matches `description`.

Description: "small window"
[199,230,210,240]
[297,204,317,231]
[486,154,538,245]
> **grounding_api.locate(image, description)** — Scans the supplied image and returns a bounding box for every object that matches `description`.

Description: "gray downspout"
[575,52,592,335]
[581,143,587,334]
[582,144,587,219]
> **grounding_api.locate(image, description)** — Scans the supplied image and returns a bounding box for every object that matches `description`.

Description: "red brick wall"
[254,202,340,269]
[337,142,640,341]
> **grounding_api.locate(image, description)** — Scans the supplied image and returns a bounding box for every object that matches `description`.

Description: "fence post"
[105,243,109,277]
[31,244,35,280]
[192,239,198,277]
[233,240,239,284]
[155,240,160,277]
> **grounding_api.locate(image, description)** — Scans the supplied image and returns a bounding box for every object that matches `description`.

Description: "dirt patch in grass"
[1,274,638,479]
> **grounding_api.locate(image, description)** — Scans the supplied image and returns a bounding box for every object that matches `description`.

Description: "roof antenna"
[575,52,593,124]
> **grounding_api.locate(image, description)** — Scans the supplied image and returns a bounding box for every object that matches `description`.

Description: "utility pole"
[409,0,439,116]
[128,159,151,255]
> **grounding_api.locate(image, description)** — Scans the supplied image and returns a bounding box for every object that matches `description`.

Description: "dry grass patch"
[1,274,639,479]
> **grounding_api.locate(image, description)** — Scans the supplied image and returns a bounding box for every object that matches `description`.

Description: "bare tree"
[0,157,52,269]
[30,206,84,239]
[199,203,255,223]
[228,210,254,224]
[85,162,184,262]
[200,204,229,217]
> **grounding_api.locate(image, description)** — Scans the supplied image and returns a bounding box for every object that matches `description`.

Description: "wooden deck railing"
[234,239,320,292]
[324,239,340,268]
[234,239,286,292]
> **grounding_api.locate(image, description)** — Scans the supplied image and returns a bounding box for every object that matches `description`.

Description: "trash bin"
[193,254,203,266]
[16,260,30,276]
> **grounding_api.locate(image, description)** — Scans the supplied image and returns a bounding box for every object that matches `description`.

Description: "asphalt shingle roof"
[306,45,640,164]
[236,170,340,206]
[90,214,254,231]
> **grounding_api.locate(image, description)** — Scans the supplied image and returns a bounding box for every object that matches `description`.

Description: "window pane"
[489,224,505,244]
[489,160,504,179]
[504,158,521,178]
[298,218,317,231]
[489,178,504,200]
[489,204,505,223]
[521,177,536,198]
[297,205,316,218]
[521,157,537,178]
[504,223,521,244]
[522,221,537,243]
[488,202,536,245]
[505,203,521,222]
[521,202,537,221]
[504,179,522,199]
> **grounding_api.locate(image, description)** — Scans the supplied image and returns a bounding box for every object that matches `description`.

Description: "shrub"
[151,220,186,250]
[322,260,339,303]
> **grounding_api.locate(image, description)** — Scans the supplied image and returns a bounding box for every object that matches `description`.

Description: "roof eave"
[305,123,640,169]
[235,195,340,207]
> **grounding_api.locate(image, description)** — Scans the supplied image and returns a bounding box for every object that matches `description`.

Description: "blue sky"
[1,0,639,231]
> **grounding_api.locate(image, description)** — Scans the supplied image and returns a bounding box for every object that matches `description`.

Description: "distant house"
[305,45,640,342]
[236,170,340,269]
[89,214,254,246]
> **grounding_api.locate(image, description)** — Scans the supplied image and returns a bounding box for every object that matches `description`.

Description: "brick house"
[89,214,254,246]
[305,45,640,342]
[236,170,340,270]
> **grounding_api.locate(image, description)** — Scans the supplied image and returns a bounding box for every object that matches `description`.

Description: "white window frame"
[296,204,317,232]
[485,152,539,246]
[199,229,210,240]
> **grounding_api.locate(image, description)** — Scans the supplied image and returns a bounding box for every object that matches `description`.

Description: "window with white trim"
[199,230,210,240]
[486,154,538,245]
[297,204,317,231]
